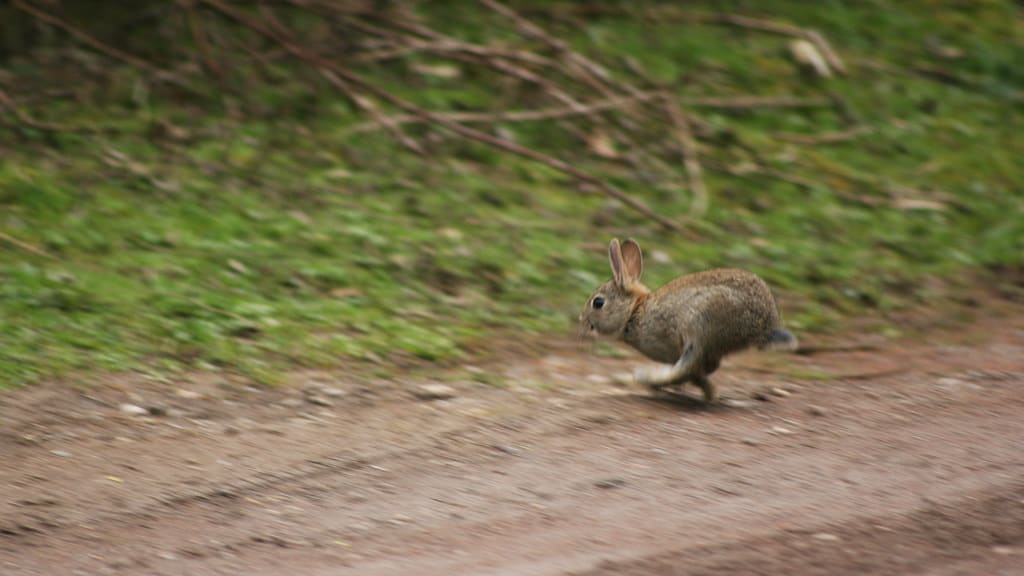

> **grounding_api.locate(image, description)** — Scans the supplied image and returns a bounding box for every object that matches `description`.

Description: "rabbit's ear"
[608,238,626,288]
[620,238,644,283]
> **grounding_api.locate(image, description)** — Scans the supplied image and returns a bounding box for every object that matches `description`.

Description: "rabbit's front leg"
[636,343,699,389]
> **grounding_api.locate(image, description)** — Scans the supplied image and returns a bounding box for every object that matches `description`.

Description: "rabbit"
[579,238,797,402]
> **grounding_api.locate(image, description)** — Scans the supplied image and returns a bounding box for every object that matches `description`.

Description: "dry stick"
[321,69,425,155]
[700,13,846,75]
[0,231,57,260]
[344,92,663,135]
[259,3,425,154]
[480,0,625,95]
[774,125,872,145]
[181,0,223,79]
[12,0,187,86]
[199,0,690,235]
[352,38,555,68]
[389,10,645,163]
[479,0,645,143]
[0,87,77,132]
[685,95,830,109]
[384,18,587,113]
[663,98,709,218]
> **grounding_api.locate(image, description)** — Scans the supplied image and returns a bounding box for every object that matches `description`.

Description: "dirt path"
[2,304,1023,575]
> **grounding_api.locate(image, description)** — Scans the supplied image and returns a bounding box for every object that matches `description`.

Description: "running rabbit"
[580,238,797,402]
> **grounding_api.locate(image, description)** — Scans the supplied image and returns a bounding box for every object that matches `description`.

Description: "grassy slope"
[1,1,1022,387]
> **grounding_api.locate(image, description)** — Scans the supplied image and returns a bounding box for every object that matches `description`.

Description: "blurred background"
[1,0,1022,388]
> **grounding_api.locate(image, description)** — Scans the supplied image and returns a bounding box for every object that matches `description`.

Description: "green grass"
[1,1,1022,388]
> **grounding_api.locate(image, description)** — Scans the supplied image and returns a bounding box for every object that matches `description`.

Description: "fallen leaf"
[330,287,362,299]
[227,259,249,275]
[586,128,619,159]
[790,39,831,78]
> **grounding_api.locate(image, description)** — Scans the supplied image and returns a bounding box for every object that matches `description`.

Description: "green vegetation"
[1,1,1022,388]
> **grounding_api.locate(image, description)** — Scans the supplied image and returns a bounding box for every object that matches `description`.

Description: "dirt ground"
[2,300,1023,576]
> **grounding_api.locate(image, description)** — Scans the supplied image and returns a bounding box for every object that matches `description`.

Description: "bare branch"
[199,0,692,235]
[13,0,187,86]
[697,13,846,75]
[0,231,58,260]
[664,99,709,218]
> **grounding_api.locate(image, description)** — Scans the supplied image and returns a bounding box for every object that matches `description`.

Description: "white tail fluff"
[763,328,799,352]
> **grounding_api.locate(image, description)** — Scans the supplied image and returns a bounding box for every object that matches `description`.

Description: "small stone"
[770,426,796,435]
[594,478,626,489]
[741,437,759,446]
[812,532,840,542]
[119,403,148,416]
[492,444,519,456]
[321,387,347,398]
[306,395,333,407]
[721,398,757,409]
[147,404,168,417]
[807,405,828,417]
[280,398,304,408]
[50,450,72,458]
[991,546,1015,555]
[413,383,456,400]
[770,387,791,397]
[175,389,203,400]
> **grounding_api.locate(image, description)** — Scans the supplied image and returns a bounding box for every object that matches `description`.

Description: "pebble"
[50,450,72,458]
[305,395,333,407]
[806,405,828,417]
[770,425,796,435]
[413,383,456,400]
[280,398,305,408]
[811,532,841,542]
[770,387,791,397]
[594,478,627,489]
[119,403,148,416]
[721,398,757,409]
[320,387,347,398]
[175,389,203,400]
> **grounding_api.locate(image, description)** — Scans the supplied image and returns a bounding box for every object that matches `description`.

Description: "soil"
[2,300,1023,576]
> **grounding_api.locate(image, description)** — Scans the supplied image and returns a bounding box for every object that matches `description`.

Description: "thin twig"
[181,0,223,79]
[199,0,691,235]
[344,92,824,135]
[699,13,846,75]
[0,231,58,260]
[321,69,425,155]
[481,0,626,95]
[13,0,187,86]
[685,95,830,109]
[663,98,709,217]
[386,17,588,113]
[774,126,872,145]
[0,87,78,132]
[259,4,425,155]
[344,92,663,134]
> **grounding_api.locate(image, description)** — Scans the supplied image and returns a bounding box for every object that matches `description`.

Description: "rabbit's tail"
[762,327,799,352]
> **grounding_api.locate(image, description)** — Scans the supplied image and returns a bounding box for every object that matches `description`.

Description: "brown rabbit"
[579,238,797,402]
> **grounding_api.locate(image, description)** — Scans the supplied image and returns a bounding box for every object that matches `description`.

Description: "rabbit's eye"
[592,296,605,309]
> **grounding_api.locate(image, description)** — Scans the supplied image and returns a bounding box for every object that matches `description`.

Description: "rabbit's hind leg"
[635,343,700,390]
[693,375,717,403]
